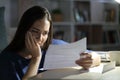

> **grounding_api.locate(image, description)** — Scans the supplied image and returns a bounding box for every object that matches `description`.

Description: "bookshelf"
[51,0,120,51]
[8,0,120,51]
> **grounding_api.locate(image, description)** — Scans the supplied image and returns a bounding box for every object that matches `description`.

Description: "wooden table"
[29,66,120,80]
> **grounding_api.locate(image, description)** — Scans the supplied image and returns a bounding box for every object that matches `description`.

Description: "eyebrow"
[32,27,40,31]
[32,27,49,33]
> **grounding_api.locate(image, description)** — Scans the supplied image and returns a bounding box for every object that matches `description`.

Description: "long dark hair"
[3,6,53,53]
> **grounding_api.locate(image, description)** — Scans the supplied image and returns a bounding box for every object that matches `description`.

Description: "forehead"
[31,18,50,30]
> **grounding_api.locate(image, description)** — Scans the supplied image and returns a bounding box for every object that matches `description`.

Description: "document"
[43,38,87,70]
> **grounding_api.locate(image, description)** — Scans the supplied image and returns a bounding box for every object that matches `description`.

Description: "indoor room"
[0,0,120,80]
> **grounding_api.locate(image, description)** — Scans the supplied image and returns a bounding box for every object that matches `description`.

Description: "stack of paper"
[102,61,116,73]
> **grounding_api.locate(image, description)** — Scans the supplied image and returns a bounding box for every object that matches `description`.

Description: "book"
[102,61,116,73]
[104,8,116,22]
[103,30,119,44]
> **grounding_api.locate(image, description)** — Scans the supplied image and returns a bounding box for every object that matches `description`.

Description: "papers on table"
[89,64,104,73]
[43,38,87,70]
[93,51,110,62]
[102,61,116,73]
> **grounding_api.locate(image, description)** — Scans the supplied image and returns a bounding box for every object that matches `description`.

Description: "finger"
[86,54,92,58]
[25,32,32,49]
[81,57,93,62]
[83,64,92,70]
[33,35,39,47]
[80,53,92,59]
[29,32,38,47]
[76,59,93,64]
[76,58,93,65]
[76,60,92,65]
[80,53,87,55]
[29,32,35,49]
[75,61,92,70]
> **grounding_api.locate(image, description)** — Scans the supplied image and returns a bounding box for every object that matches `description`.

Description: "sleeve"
[52,39,69,45]
[0,60,21,80]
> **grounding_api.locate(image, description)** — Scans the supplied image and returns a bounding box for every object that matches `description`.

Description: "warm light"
[115,0,120,3]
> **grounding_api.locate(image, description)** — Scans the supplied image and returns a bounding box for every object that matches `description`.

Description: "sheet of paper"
[89,64,104,73]
[43,38,87,70]
[102,61,116,73]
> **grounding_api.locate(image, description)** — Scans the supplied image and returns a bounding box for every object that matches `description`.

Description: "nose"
[37,33,43,41]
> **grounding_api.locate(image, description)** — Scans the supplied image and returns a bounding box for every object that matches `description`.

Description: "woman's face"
[29,17,50,47]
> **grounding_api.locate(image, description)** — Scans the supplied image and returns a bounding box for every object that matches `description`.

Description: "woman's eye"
[43,32,49,35]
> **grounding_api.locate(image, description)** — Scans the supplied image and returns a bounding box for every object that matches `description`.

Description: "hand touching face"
[25,31,41,58]
[25,17,50,58]
[29,18,50,47]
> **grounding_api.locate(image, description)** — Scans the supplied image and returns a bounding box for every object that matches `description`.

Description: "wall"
[0,0,11,51]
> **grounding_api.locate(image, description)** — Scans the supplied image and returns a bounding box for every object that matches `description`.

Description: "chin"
[38,42,45,47]
[40,44,44,47]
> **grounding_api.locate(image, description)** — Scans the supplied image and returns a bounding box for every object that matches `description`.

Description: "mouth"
[38,42,44,46]
[38,42,41,45]
[37,40,45,46]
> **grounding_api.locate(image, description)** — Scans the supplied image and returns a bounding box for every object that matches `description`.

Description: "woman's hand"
[23,32,42,80]
[25,31,41,58]
[75,52,101,70]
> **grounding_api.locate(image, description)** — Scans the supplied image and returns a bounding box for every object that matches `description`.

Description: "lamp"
[115,0,120,3]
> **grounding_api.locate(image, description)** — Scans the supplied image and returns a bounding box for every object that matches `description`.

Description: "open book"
[43,38,87,70]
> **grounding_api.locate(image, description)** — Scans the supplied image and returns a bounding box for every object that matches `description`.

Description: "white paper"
[43,38,87,70]
[102,61,116,73]
[89,64,104,73]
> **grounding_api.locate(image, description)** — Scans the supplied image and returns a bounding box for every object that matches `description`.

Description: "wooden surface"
[29,66,120,80]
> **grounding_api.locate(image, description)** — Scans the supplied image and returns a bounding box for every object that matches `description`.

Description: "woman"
[0,6,100,80]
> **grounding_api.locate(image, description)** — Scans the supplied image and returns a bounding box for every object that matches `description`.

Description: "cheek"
[36,35,48,44]
[39,35,48,44]
[44,35,48,42]
[31,32,38,38]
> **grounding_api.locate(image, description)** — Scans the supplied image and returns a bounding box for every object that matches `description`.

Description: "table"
[29,66,120,80]
[102,67,120,80]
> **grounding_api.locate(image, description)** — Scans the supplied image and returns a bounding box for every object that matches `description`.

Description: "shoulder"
[0,51,28,80]
[52,39,69,45]
[0,51,21,63]
[0,51,15,72]
[0,51,15,66]
[0,51,9,61]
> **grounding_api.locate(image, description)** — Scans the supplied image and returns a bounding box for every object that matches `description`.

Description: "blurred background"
[0,0,120,51]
